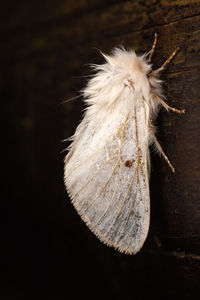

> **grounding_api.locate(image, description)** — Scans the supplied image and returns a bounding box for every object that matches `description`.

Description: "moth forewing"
[65,85,150,254]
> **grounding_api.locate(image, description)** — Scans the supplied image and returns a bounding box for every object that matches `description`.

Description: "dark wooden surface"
[1,1,200,299]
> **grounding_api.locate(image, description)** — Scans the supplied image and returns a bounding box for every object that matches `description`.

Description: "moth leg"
[150,129,175,173]
[147,32,158,62]
[150,47,180,76]
[153,94,186,114]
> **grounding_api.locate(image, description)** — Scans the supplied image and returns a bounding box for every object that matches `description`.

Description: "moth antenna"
[147,32,158,63]
[150,46,180,76]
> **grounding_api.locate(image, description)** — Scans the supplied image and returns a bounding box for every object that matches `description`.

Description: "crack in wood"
[145,249,200,261]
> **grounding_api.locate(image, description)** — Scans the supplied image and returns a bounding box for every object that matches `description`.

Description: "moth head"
[100,48,154,100]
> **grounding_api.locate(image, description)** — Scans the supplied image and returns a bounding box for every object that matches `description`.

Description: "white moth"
[64,34,185,255]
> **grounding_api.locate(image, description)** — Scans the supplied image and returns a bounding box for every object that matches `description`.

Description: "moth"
[64,33,185,254]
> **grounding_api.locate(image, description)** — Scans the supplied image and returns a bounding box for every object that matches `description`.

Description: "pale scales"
[64,34,185,255]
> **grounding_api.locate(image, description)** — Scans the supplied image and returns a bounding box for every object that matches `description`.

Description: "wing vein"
[66,120,126,174]
[93,114,129,227]
[73,146,120,198]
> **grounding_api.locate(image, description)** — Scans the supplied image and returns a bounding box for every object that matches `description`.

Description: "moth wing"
[64,108,150,254]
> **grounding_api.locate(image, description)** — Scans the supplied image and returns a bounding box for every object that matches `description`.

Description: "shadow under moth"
[64,33,185,254]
